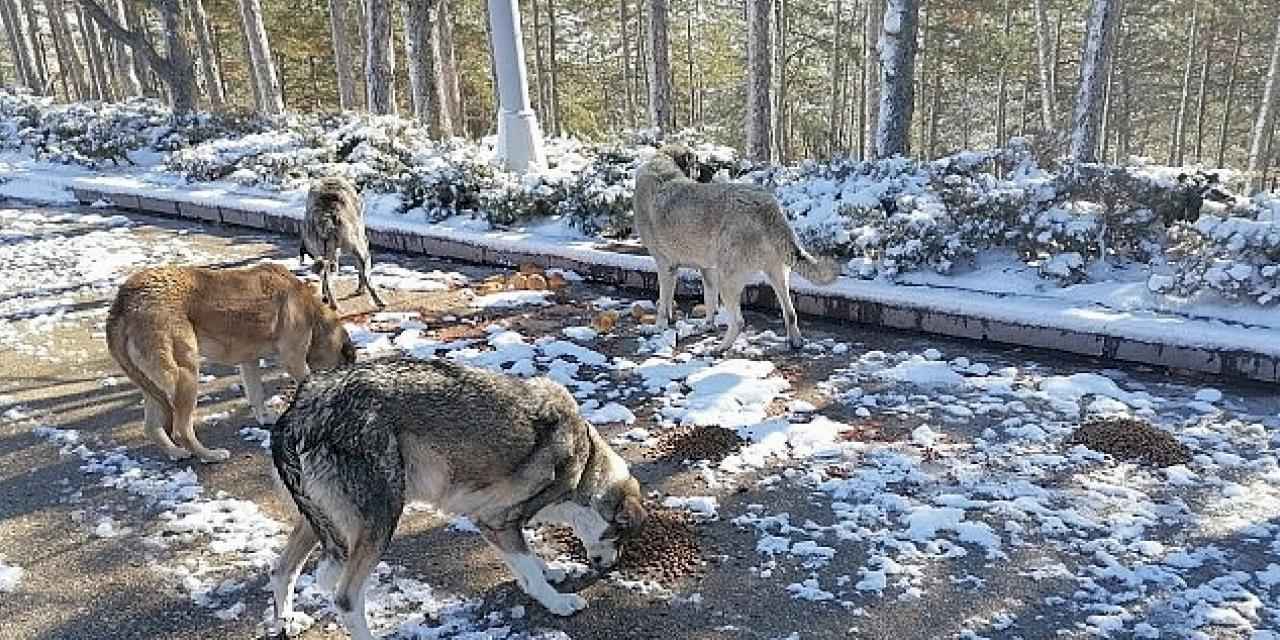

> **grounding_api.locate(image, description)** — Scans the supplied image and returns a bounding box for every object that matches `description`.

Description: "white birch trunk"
[365,0,396,114]
[237,0,283,114]
[1247,13,1280,192]
[1068,0,1118,162]
[874,0,918,159]
[745,0,771,161]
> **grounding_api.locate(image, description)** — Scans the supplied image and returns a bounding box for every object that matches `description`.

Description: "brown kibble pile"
[650,425,745,463]
[1066,416,1192,467]
[539,507,705,583]
[615,507,705,582]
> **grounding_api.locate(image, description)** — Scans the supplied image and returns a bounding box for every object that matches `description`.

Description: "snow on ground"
[0,558,23,593]
[0,205,217,358]
[8,202,1280,637]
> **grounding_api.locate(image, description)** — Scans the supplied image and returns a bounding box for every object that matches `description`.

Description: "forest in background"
[2,0,1280,182]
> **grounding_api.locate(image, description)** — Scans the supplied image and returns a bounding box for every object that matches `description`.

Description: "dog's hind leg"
[143,395,189,461]
[334,533,390,640]
[699,268,719,326]
[765,265,803,349]
[269,521,318,636]
[319,262,338,310]
[713,274,747,354]
[170,336,230,463]
[483,526,587,616]
[353,247,386,309]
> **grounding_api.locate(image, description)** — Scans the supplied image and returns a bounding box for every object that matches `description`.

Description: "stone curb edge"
[71,187,1278,384]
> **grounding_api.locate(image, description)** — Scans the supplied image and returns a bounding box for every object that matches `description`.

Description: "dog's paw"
[788,336,805,351]
[165,447,193,461]
[540,592,588,616]
[199,448,232,463]
[543,565,568,584]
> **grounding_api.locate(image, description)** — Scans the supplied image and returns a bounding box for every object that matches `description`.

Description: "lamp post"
[488,0,546,172]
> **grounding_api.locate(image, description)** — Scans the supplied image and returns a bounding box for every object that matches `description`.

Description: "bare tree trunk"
[856,1,866,158]
[400,0,437,131]
[1032,0,1054,133]
[433,0,462,136]
[915,0,927,155]
[1,0,37,89]
[1247,13,1280,191]
[1218,20,1243,169]
[862,0,881,158]
[1170,2,1198,165]
[827,0,843,156]
[237,0,283,114]
[529,0,544,122]
[19,0,47,90]
[327,0,358,110]
[620,0,634,128]
[685,0,694,131]
[121,0,152,97]
[1193,12,1214,163]
[995,0,1012,149]
[1069,0,1118,162]
[547,0,561,136]
[44,0,84,98]
[84,0,197,111]
[365,0,395,114]
[1019,74,1029,137]
[187,0,223,108]
[77,5,109,99]
[645,0,672,135]
[745,0,771,161]
[773,0,787,161]
[109,0,140,96]
[927,54,939,157]
[875,0,918,159]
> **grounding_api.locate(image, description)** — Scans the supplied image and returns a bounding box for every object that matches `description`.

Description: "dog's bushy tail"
[271,409,350,568]
[105,305,175,436]
[789,243,841,285]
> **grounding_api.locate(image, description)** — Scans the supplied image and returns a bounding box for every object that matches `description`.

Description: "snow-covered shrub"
[1158,195,1280,304]
[399,147,495,221]
[560,147,637,237]
[25,97,172,167]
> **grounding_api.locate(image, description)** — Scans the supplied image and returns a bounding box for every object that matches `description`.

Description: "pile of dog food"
[1066,416,1192,467]
[650,425,746,464]
[540,506,706,584]
[615,506,705,583]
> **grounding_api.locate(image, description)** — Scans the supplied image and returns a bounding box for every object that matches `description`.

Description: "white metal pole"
[488,0,546,171]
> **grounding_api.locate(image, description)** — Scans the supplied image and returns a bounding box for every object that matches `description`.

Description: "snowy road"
[2,202,1280,640]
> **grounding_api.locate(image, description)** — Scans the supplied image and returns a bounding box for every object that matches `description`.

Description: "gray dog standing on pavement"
[302,176,385,310]
[268,357,647,639]
[633,145,840,352]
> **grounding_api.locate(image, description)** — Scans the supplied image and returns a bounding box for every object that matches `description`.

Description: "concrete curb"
[70,186,1279,384]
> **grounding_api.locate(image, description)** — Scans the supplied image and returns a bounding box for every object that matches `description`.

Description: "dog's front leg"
[482,526,587,616]
[238,360,276,425]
